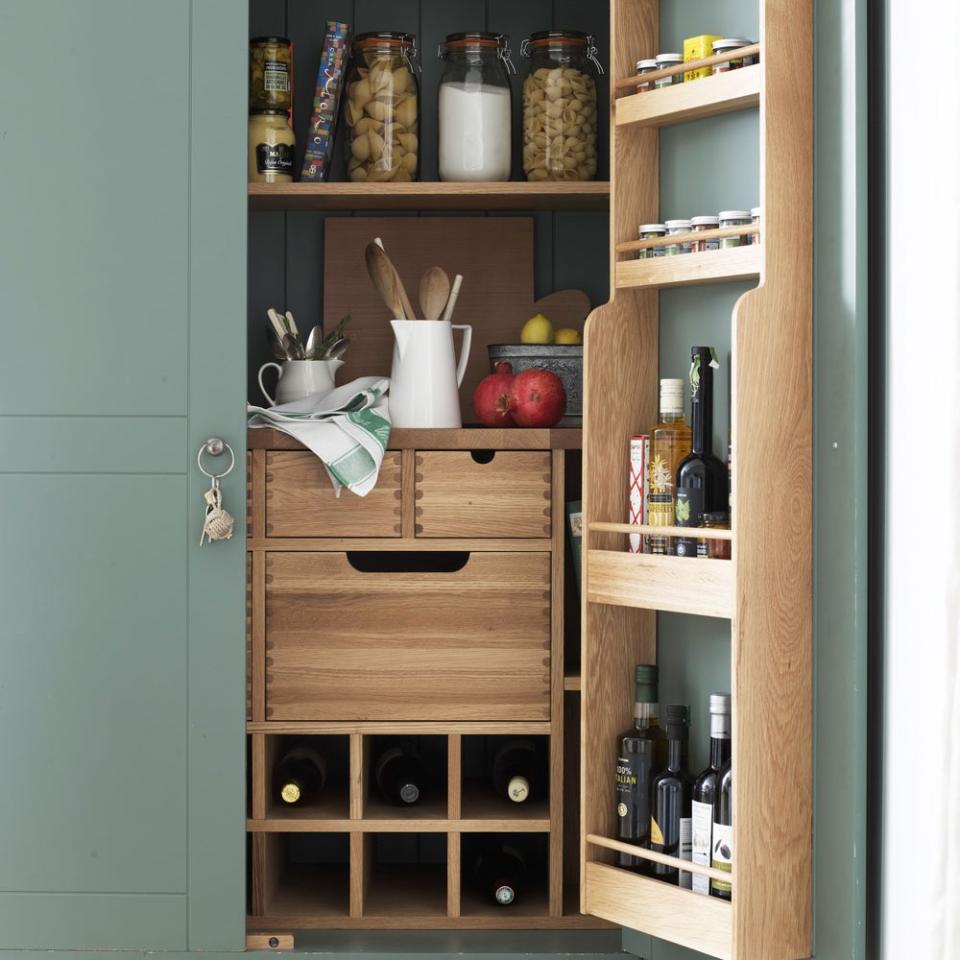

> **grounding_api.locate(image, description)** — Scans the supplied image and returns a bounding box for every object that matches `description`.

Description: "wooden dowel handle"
[614,44,761,93]
[586,834,734,886]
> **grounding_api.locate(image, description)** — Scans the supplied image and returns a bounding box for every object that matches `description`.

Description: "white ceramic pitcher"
[389,320,472,428]
[257,359,344,406]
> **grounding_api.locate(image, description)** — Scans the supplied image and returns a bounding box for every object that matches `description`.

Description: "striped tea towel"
[247,377,390,497]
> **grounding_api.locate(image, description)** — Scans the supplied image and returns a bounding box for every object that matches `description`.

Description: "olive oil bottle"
[650,705,694,887]
[616,664,668,871]
[648,378,692,554]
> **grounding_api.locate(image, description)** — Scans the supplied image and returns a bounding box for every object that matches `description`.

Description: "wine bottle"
[691,694,731,895]
[711,756,733,899]
[675,346,728,557]
[473,840,527,906]
[374,743,427,806]
[616,664,667,871]
[274,745,327,806]
[491,738,545,803]
[648,378,692,555]
[650,705,694,887]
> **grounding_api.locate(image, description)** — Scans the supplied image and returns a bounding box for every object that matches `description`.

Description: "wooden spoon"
[418,267,451,321]
[365,241,416,320]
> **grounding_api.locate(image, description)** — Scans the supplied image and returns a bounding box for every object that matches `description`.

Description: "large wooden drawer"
[414,451,552,538]
[264,551,551,721]
[265,451,402,538]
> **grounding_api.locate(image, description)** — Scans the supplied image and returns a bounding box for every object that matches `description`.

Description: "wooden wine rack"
[246,428,608,931]
[580,2,812,959]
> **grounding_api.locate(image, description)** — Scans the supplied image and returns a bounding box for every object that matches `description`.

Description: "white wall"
[882,1,960,956]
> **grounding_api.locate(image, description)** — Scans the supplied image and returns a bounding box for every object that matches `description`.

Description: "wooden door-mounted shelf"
[248,181,610,212]
[580,0,812,957]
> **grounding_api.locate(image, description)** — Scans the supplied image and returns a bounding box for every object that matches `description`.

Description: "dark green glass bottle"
[615,664,668,871]
[650,704,694,886]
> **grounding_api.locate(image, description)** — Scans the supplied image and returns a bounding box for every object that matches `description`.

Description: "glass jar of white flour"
[438,32,515,182]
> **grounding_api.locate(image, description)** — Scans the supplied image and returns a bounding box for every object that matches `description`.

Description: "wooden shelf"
[248,181,610,212]
[460,781,550,829]
[615,245,761,290]
[248,426,582,452]
[365,865,448,919]
[583,861,732,960]
[247,721,552,735]
[264,784,349,823]
[459,880,549,920]
[363,793,449,826]
[616,65,761,128]
[586,549,734,619]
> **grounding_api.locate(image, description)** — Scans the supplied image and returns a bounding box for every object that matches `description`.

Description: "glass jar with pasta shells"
[343,32,419,183]
[520,30,603,181]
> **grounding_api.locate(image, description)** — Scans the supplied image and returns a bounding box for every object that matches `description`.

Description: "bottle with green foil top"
[615,664,668,871]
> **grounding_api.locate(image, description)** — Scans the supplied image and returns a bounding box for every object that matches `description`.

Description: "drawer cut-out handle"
[346,552,470,574]
[470,449,496,464]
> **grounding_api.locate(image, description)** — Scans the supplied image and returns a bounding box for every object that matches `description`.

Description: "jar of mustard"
[248,110,295,183]
[343,32,420,183]
[250,36,293,112]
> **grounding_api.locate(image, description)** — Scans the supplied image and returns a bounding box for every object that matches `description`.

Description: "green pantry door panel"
[0,0,247,951]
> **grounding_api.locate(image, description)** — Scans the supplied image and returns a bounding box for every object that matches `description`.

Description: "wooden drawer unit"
[264,551,551,721]
[265,451,402,538]
[414,450,552,538]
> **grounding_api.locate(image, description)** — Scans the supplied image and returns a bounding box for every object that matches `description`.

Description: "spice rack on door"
[579,2,812,960]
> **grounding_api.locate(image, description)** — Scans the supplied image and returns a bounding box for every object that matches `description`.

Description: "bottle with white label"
[712,756,733,899]
[691,693,731,895]
[649,704,693,887]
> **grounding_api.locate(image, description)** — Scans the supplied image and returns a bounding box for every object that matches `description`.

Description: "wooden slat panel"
[248,426,583,451]
[248,720,552,735]
[586,549,734,619]
[548,449,565,917]
[265,552,551,720]
[265,451,402,537]
[447,833,461,918]
[584,862,732,960]
[615,245,762,290]
[415,451,552,538]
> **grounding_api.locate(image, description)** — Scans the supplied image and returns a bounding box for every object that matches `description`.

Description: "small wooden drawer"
[414,451,552,538]
[265,551,551,721]
[265,451,402,538]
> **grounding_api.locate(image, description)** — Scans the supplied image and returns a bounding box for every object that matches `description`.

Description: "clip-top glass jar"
[520,30,603,181]
[343,32,419,183]
[438,32,515,182]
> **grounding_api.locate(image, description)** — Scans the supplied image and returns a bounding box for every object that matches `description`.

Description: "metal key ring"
[197,438,235,480]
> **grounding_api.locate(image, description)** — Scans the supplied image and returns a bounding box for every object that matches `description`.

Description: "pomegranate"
[511,368,566,428]
[473,361,517,426]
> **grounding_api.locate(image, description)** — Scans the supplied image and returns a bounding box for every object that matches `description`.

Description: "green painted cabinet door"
[0,0,246,951]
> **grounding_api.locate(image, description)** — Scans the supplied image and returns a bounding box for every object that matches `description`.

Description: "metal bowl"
[487,344,583,424]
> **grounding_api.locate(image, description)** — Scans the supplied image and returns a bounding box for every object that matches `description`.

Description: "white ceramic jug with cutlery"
[257,359,344,406]
[388,320,472,427]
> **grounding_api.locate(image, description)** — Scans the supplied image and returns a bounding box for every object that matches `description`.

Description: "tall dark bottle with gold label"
[675,346,728,556]
[650,705,694,887]
[615,664,668,871]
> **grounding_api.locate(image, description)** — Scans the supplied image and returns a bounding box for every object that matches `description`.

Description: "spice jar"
[438,32,515,182]
[635,58,658,93]
[664,219,692,255]
[711,38,756,74]
[248,110,295,183]
[698,512,731,559]
[654,52,683,88]
[250,37,293,112]
[690,215,720,252]
[343,32,419,183]
[750,206,761,245]
[718,210,752,248]
[520,30,604,182]
[637,223,666,259]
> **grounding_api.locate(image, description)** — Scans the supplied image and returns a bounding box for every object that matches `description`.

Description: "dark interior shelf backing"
[365,833,448,918]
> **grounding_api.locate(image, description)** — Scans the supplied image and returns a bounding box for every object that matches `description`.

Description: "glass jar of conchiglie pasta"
[520,31,603,181]
[343,32,420,183]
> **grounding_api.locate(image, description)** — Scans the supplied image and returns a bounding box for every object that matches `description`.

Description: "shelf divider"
[615,245,761,290]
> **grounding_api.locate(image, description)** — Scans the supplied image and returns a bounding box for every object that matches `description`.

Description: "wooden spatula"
[418,266,451,321]
[365,240,416,320]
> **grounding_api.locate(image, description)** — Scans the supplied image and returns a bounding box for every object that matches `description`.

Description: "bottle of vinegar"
[691,694,731,895]
[675,347,728,557]
[648,378,692,555]
[616,664,667,871]
[650,704,694,887]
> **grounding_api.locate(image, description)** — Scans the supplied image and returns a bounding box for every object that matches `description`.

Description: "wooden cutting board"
[323,217,590,422]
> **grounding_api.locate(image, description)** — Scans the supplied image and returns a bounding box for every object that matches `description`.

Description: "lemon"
[555,327,583,345]
[520,313,554,344]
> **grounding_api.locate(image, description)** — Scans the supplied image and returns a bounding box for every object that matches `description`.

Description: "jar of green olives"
[249,37,293,112]
[343,32,420,183]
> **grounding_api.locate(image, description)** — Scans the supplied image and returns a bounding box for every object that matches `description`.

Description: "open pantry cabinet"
[579,0,813,959]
